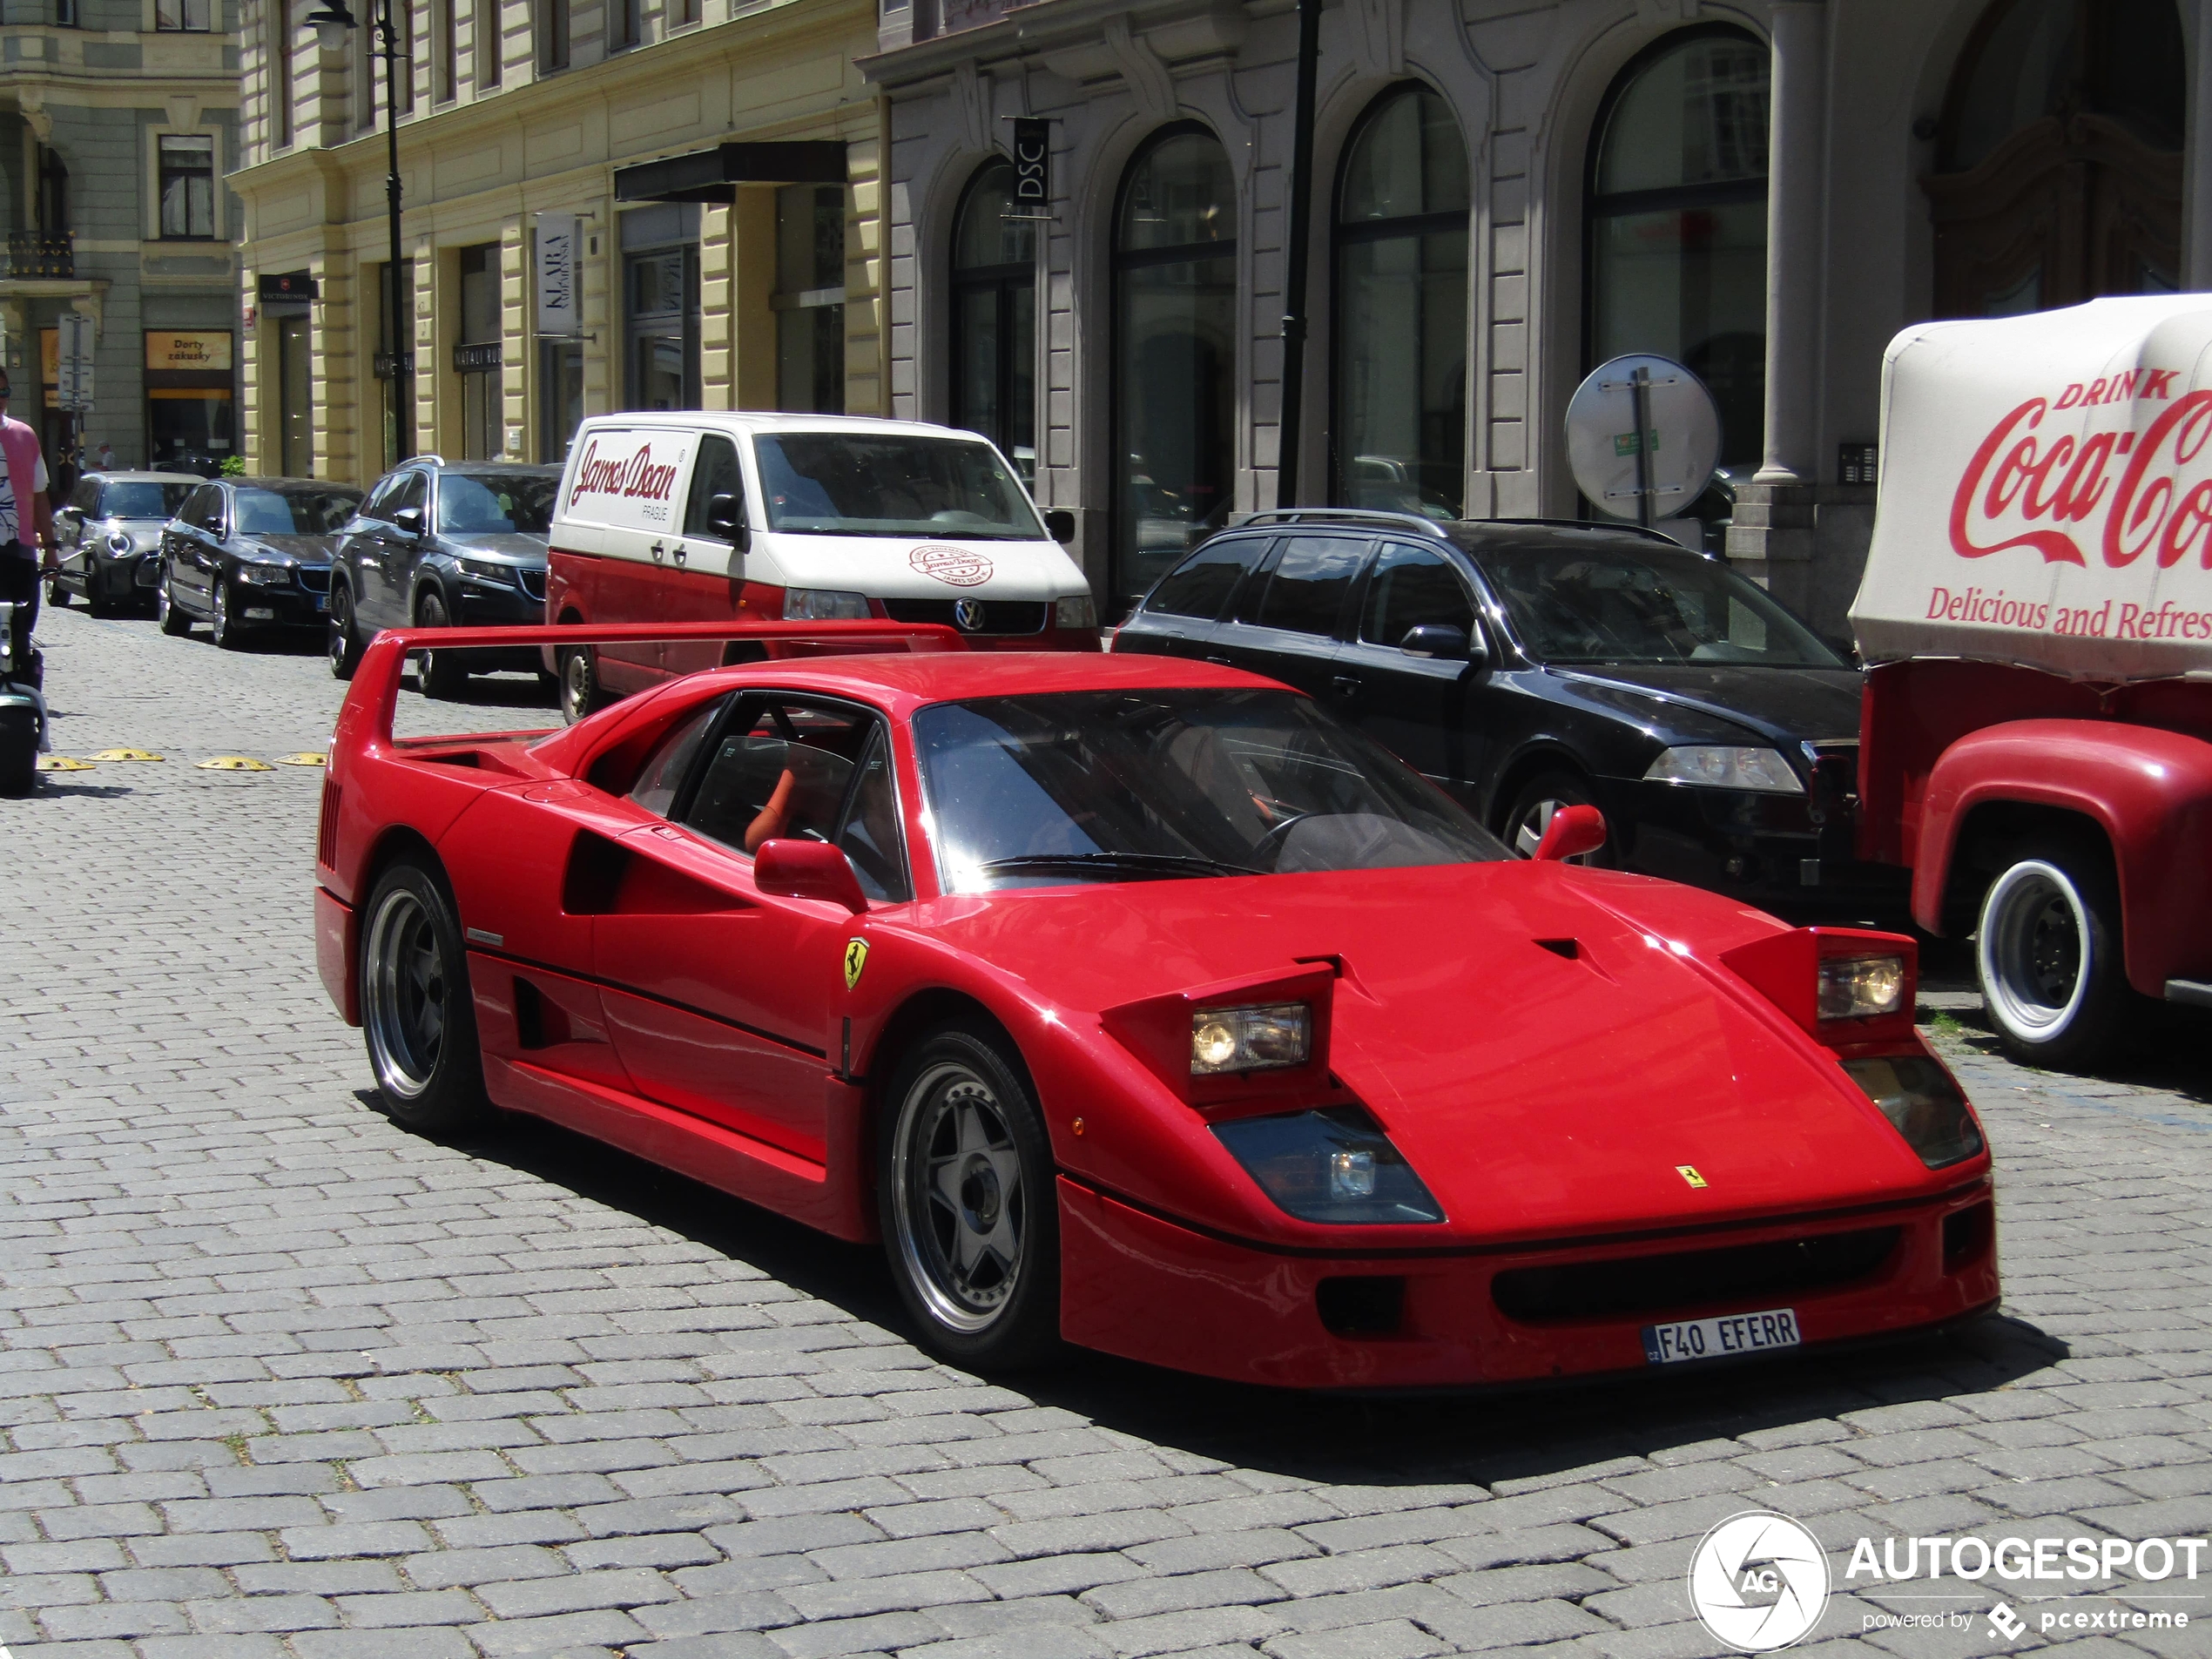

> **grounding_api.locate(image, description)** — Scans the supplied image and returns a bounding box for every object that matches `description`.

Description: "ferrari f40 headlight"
[1190,1002,1309,1075]
[1643,745,1804,793]
[1819,954,1906,1021]
[238,563,292,586]
[784,588,872,620]
[1840,1054,1985,1169]
[1213,1107,1443,1224]
[1054,595,1096,630]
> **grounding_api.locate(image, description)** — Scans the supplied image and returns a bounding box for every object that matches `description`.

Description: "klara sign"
[1851,296,2212,679]
[536,212,580,338]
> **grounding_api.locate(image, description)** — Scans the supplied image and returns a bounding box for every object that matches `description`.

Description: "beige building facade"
[231,0,889,487]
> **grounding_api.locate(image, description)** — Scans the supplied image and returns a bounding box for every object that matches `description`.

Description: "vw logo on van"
[953,598,988,632]
[909,544,995,587]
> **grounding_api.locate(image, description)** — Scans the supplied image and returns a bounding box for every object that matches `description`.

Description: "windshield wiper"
[972,853,1265,881]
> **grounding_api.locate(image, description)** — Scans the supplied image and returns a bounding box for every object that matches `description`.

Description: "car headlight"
[1054,594,1096,631]
[1642,745,1804,793]
[238,563,292,586]
[783,588,871,620]
[1819,954,1906,1021]
[1839,1055,1985,1169]
[1213,1107,1443,1224]
[105,531,134,556]
[458,557,516,584]
[1190,1002,1310,1075]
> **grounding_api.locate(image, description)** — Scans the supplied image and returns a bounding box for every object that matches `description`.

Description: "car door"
[1330,539,1492,799]
[1207,533,1371,698]
[338,475,400,625]
[171,484,225,608]
[366,471,428,627]
[54,479,96,583]
[661,433,748,681]
[1113,535,1272,661]
[592,694,902,1162]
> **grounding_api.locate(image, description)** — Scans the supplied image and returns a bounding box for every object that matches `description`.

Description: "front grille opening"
[295,567,332,593]
[1492,1226,1902,1324]
[881,597,1048,635]
[1943,1202,1993,1271]
[1317,1275,1406,1338]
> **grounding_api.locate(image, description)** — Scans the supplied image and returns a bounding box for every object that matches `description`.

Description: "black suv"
[1111,509,1902,920]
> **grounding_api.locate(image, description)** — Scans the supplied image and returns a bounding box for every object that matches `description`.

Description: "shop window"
[1333,83,1469,519]
[1585,25,1770,469]
[539,339,583,462]
[950,158,1036,485]
[1926,0,2183,315]
[1113,125,1236,610]
[368,258,415,470]
[776,184,846,415]
[158,136,216,240]
[626,244,700,411]
[156,0,211,28]
[456,244,504,459]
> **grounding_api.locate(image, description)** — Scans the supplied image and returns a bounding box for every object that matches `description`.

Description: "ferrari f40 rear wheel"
[360,860,493,1135]
[880,1024,1059,1368]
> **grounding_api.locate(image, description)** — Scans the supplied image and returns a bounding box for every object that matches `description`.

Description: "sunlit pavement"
[3,600,2210,1658]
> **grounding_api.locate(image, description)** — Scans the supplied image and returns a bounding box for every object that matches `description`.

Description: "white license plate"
[1642,1307,1801,1365]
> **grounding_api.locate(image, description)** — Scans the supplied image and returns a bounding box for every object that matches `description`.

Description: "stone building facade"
[230,0,889,486]
[1,0,243,475]
[862,0,2212,626]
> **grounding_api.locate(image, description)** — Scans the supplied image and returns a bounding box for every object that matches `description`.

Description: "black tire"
[157,565,192,636]
[358,859,494,1135]
[1501,769,1603,862]
[45,574,68,609]
[878,1022,1061,1370]
[1974,836,2132,1070]
[557,644,603,725]
[328,582,364,680]
[0,705,37,797]
[415,590,469,699]
[209,581,243,651]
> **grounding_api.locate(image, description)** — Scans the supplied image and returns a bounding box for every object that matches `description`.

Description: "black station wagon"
[1110,509,1905,921]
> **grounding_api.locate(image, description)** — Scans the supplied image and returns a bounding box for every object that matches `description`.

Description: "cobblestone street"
[4,602,2211,1659]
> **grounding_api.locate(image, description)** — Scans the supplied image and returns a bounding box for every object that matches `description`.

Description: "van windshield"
[755,434,1044,540]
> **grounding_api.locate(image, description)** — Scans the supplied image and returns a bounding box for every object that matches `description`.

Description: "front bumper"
[1599,777,1909,921]
[232,574,333,628]
[1057,1175,1998,1390]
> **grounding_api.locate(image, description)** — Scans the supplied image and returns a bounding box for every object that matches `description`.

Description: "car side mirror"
[394,506,426,537]
[706,492,749,550]
[754,839,868,914]
[1044,509,1076,544]
[1533,803,1607,863]
[1399,623,1472,661]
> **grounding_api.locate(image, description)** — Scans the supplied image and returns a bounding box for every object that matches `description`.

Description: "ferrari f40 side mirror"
[754,839,868,914]
[1533,802,1606,863]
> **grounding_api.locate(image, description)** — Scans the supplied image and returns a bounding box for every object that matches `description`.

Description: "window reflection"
[951,159,1037,485]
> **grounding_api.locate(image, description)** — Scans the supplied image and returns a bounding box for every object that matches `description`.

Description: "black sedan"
[158,477,367,649]
[1110,509,1904,921]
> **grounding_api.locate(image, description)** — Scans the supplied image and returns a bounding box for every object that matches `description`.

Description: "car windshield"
[101,481,195,520]
[755,433,1044,539]
[441,472,557,535]
[914,688,1508,893]
[1477,541,1844,668]
[233,488,363,536]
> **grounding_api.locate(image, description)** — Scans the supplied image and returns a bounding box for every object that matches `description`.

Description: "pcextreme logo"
[1689,1512,1831,1651]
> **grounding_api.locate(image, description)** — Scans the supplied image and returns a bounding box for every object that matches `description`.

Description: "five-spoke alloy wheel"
[360,860,492,1134]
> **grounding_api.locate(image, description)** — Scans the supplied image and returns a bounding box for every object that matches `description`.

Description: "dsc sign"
[1011,118,1049,214]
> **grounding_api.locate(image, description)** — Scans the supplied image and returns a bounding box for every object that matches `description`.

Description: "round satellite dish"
[1565,354,1723,532]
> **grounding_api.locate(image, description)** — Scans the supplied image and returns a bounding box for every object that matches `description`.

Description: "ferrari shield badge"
[844,937,869,991]
[1676,1164,1709,1189]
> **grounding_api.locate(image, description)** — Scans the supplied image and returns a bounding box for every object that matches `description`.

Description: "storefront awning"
[613,142,849,203]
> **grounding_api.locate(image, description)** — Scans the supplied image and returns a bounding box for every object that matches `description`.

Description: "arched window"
[1586,26,1770,470]
[1333,84,1470,519]
[950,159,1038,485]
[1114,125,1236,608]
[1926,0,2183,315]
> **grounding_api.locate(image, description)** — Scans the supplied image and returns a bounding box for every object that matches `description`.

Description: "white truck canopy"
[1850,294,2212,681]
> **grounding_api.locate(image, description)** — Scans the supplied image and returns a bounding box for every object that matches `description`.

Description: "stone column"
[1757,0,1824,487]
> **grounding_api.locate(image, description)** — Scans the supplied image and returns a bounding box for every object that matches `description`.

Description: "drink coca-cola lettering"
[1947,373,2212,572]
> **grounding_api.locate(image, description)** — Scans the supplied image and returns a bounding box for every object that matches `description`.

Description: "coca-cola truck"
[1850,295,2212,1069]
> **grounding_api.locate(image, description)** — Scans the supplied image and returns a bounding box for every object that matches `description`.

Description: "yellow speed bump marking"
[89,747,164,762]
[275,752,328,767]
[37,755,96,772]
[195,756,276,772]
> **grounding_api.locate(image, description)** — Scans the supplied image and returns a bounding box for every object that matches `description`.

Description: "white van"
[544,412,1096,721]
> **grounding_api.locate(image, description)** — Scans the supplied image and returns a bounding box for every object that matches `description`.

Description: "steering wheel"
[1251,811,1312,867]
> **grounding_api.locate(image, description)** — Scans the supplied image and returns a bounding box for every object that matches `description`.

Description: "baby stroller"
[0,599,48,796]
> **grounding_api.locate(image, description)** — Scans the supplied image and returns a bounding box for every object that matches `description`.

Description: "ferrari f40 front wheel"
[880,1023,1059,1369]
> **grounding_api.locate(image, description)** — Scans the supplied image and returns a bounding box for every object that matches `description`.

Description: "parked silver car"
[48,471,202,616]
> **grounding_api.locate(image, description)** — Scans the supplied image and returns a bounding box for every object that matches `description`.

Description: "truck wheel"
[1975,842,2130,1069]
[557,644,603,725]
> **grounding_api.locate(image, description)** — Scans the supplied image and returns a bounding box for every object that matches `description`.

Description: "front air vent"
[1492,1227,1901,1324]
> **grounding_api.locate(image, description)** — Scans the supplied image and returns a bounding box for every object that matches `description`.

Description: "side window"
[1144,537,1269,620]
[179,485,218,527]
[1251,535,1368,637]
[834,727,910,902]
[626,697,727,818]
[392,473,428,516]
[683,435,745,540]
[1361,543,1474,647]
[683,699,870,856]
[73,480,101,513]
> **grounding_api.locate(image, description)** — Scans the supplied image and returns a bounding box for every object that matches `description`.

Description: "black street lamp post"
[306,0,411,464]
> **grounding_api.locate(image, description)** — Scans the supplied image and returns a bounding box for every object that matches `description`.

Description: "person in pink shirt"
[0,372,54,667]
